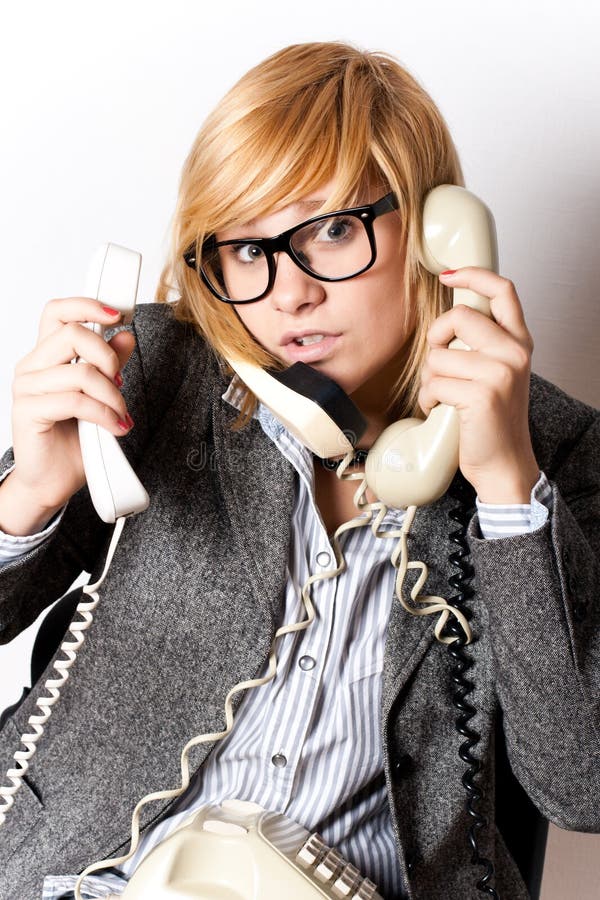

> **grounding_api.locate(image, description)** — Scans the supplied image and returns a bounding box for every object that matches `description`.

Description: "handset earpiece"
[365,185,498,508]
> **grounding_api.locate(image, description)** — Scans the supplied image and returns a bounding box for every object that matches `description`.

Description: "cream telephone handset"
[366,184,498,507]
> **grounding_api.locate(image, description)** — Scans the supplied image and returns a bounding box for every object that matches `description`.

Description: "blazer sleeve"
[467,387,600,832]
[0,302,197,645]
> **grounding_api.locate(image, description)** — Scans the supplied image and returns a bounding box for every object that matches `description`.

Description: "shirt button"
[316,551,331,567]
[299,655,316,671]
[271,753,287,768]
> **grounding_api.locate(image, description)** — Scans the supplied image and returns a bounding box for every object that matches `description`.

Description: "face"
[220,179,413,419]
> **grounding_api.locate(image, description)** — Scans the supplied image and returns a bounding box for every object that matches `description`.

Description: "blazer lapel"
[212,391,296,627]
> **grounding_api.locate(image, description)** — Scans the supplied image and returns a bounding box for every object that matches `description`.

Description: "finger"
[427,304,533,366]
[439,267,532,345]
[427,304,500,350]
[423,348,510,383]
[13,362,131,422]
[418,375,481,417]
[14,392,134,437]
[38,297,123,343]
[422,349,532,409]
[16,321,123,381]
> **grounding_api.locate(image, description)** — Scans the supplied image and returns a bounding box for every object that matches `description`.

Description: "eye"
[315,216,353,243]
[232,243,264,264]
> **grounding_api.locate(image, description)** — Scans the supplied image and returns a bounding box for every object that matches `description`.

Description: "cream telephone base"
[118,800,382,900]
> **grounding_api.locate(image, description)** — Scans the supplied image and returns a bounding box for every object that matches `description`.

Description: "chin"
[327,370,366,399]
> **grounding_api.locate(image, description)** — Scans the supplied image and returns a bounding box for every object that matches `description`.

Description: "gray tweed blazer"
[0,302,598,900]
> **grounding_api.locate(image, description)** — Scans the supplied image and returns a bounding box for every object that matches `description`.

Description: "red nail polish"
[440,269,457,276]
[117,419,129,430]
[114,371,123,388]
[102,305,120,316]
[125,413,135,428]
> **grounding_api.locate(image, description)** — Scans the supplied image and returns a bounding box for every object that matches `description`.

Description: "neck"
[349,352,407,449]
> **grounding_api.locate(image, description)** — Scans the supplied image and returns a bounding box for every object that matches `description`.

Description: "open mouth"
[282,333,341,363]
[293,334,327,346]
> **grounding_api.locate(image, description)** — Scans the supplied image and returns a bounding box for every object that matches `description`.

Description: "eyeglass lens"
[203,213,373,302]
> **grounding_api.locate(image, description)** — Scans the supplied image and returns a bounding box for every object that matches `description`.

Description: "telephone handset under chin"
[225,184,498,509]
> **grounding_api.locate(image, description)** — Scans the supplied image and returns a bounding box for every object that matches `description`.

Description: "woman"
[0,42,598,900]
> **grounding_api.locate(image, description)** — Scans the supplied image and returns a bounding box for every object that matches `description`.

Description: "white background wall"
[0,1,598,897]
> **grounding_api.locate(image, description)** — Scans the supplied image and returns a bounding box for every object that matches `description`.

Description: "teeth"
[295,334,326,346]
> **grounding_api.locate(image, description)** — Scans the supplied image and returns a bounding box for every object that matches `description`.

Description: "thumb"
[108,329,137,372]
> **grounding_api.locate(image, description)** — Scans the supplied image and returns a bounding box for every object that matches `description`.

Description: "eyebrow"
[243,199,326,229]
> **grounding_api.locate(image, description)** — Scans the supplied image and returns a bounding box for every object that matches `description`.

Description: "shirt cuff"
[475,471,553,540]
[0,465,67,566]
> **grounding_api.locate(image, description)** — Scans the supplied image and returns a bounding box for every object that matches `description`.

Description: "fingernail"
[114,371,123,388]
[125,413,135,428]
[440,269,457,277]
[102,305,120,316]
[117,418,130,430]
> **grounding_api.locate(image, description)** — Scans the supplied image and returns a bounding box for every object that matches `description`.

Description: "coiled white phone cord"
[0,515,127,828]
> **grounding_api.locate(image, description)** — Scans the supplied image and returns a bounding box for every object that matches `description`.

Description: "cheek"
[233,305,267,343]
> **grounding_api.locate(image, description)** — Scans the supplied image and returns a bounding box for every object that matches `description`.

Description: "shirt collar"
[222,375,287,444]
[221,377,405,526]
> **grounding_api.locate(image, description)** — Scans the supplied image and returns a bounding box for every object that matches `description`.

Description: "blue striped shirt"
[0,384,553,900]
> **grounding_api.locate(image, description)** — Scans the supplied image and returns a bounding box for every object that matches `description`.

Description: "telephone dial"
[116,800,382,899]
[0,184,498,900]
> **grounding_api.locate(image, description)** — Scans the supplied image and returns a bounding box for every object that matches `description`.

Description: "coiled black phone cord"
[445,478,499,898]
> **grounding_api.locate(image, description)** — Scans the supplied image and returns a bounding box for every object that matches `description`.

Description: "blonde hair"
[156,41,463,425]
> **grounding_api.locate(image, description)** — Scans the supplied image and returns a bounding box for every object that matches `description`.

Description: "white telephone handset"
[0,245,151,831]
[77,243,150,523]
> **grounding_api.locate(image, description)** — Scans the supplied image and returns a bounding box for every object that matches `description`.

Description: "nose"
[268,251,325,314]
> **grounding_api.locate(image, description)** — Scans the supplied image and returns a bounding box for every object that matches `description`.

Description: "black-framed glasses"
[183,192,399,304]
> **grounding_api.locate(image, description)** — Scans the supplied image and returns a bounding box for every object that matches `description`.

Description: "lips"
[279,329,339,346]
[280,333,341,363]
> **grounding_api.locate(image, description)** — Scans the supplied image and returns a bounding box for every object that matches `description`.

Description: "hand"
[418,267,540,503]
[8,298,136,512]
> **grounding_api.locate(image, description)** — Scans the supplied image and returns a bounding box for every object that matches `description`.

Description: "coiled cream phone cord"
[0,515,127,827]
[75,455,471,898]
[74,452,394,898]
[378,502,472,645]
